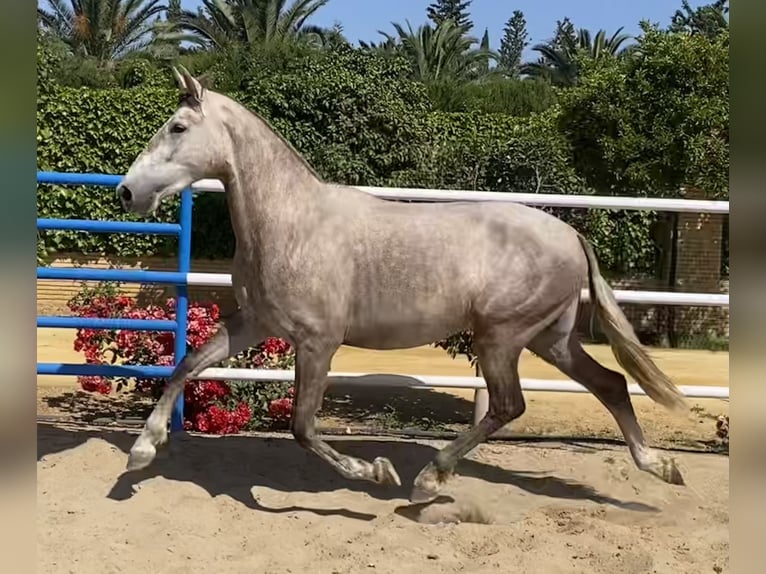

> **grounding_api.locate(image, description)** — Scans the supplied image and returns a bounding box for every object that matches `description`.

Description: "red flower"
[185,379,230,407]
[78,375,112,395]
[69,291,295,434]
[193,402,251,434]
[267,397,293,422]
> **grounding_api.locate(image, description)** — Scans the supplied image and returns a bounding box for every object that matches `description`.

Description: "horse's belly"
[343,306,467,350]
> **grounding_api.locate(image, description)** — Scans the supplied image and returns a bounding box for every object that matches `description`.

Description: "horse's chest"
[231,264,267,302]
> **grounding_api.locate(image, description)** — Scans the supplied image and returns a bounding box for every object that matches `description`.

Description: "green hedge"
[425,77,558,116]
[187,46,434,259]
[556,26,729,199]
[396,109,658,274]
[37,45,432,260]
[37,86,182,259]
[36,42,657,274]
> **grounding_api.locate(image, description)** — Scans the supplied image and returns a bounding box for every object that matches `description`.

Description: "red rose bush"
[67,282,296,434]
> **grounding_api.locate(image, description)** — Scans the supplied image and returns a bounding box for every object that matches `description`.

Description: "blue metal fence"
[36,171,193,432]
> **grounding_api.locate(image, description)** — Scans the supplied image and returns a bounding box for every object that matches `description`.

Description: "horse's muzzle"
[117,184,133,211]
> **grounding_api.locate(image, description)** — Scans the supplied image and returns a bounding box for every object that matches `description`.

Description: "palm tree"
[579,28,635,59]
[358,36,398,51]
[522,26,634,86]
[374,19,496,82]
[166,0,332,51]
[320,21,349,48]
[670,0,729,39]
[37,0,166,61]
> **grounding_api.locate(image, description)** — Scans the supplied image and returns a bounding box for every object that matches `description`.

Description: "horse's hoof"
[126,442,157,472]
[373,456,401,486]
[409,462,448,503]
[409,484,440,505]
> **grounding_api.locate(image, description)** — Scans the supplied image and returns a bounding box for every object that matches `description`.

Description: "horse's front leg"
[126,309,264,471]
[290,340,401,486]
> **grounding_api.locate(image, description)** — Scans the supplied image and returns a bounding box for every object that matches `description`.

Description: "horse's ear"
[178,65,205,103]
[171,66,186,91]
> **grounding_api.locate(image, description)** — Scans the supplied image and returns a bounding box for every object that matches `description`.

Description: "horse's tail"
[577,233,688,413]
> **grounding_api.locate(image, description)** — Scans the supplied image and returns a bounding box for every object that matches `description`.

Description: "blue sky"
[180,0,708,59]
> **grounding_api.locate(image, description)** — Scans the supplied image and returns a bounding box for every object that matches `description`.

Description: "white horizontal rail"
[186,272,728,307]
[189,179,729,214]
[179,181,729,404]
[191,368,729,399]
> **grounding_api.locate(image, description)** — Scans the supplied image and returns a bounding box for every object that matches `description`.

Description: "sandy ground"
[37,422,729,574]
[37,328,730,449]
[37,329,729,573]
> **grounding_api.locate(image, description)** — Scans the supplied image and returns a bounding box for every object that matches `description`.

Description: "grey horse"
[116,67,688,503]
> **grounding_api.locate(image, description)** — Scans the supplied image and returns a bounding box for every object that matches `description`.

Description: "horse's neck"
[225,174,315,241]
[220,104,327,245]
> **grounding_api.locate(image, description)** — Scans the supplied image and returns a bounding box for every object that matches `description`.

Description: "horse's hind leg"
[410,328,526,503]
[127,309,262,471]
[527,308,684,485]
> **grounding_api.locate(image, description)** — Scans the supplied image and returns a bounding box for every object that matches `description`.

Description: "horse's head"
[117,67,223,215]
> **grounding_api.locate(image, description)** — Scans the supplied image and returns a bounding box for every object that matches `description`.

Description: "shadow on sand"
[38,422,659,522]
[42,375,475,430]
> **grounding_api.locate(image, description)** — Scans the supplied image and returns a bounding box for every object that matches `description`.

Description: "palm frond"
[38,0,168,61]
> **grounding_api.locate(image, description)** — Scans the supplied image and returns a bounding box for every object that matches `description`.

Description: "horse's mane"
[247,106,325,183]
[214,91,325,183]
[175,80,326,183]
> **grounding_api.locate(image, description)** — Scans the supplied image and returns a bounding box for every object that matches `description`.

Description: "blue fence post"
[170,189,193,433]
[37,172,204,427]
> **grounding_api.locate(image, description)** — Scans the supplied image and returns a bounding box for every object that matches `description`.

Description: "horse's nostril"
[120,186,133,202]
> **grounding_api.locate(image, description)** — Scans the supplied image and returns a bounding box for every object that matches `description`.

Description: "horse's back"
[341,193,581,265]
[332,191,584,322]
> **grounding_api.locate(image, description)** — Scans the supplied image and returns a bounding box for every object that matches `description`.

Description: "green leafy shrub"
[37,43,433,260]
[116,58,173,89]
[37,85,181,260]
[557,24,729,199]
[426,77,558,116]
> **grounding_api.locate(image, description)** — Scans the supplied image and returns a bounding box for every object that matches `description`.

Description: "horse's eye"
[170,124,187,134]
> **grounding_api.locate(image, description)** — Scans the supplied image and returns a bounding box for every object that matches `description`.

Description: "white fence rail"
[191,179,730,214]
[187,179,730,410]
[187,272,728,307]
